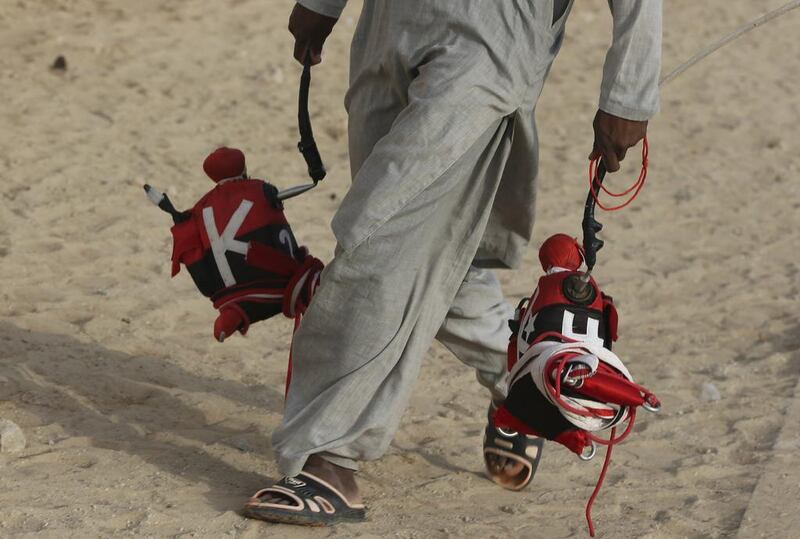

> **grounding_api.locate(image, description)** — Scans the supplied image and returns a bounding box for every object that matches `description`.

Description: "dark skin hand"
[288,3,337,65]
[589,109,648,172]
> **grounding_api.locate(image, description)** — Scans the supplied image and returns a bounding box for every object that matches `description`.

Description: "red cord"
[589,137,649,211]
[285,314,302,398]
[544,350,655,536]
[283,264,323,399]
[586,427,616,538]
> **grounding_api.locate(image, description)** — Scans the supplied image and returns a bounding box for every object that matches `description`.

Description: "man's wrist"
[597,100,657,123]
[297,0,346,20]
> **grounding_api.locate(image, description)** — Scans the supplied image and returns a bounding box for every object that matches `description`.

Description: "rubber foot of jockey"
[214,308,245,342]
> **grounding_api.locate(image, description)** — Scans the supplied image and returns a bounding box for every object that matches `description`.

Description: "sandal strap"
[249,485,305,511]
[484,402,546,490]
[249,472,366,514]
[295,471,366,510]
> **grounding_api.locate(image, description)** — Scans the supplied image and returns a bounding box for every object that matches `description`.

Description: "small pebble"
[0,419,26,453]
[231,438,254,453]
[700,382,721,402]
[51,55,67,71]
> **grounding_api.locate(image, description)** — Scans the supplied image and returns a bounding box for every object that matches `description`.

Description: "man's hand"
[589,109,648,172]
[288,4,337,65]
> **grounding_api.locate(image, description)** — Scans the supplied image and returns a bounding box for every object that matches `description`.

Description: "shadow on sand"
[0,321,285,512]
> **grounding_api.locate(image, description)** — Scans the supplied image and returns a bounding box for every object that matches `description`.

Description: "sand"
[1,0,798,537]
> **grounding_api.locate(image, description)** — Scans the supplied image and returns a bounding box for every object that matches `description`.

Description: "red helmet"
[203,147,247,183]
[538,233,584,272]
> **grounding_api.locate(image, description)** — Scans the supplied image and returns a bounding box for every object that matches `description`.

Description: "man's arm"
[600,0,662,121]
[289,1,344,64]
[590,0,662,172]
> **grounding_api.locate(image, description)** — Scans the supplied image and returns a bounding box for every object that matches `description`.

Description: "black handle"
[582,161,607,272]
[297,55,327,183]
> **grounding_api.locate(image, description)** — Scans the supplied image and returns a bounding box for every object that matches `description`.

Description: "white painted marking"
[202,200,253,287]
[561,310,605,348]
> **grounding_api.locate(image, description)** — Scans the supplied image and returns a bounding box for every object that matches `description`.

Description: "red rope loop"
[589,136,649,212]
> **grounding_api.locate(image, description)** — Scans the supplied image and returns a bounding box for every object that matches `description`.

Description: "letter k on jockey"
[202,200,253,287]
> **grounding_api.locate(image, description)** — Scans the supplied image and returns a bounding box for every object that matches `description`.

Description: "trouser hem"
[319,452,360,472]
[277,455,306,478]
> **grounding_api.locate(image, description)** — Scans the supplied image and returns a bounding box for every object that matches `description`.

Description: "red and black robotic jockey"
[494,233,624,456]
[146,147,323,344]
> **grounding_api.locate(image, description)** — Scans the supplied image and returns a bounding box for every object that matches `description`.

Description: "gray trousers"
[272,1,560,476]
[273,119,516,475]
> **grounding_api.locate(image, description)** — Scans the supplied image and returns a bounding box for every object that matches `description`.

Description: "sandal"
[243,471,367,526]
[483,403,545,491]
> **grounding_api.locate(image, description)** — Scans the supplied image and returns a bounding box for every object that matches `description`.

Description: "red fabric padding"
[214,304,250,341]
[170,219,205,276]
[493,405,592,457]
[282,255,324,318]
[212,287,286,309]
[507,334,519,371]
[553,430,592,456]
[493,405,543,437]
[246,242,302,276]
[602,293,619,342]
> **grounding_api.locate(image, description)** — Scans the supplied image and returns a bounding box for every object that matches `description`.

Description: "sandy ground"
[1,1,799,537]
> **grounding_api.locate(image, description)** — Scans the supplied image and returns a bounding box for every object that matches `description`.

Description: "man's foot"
[256,454,361,506]
[483,402,545,490]
[243,455,366,525]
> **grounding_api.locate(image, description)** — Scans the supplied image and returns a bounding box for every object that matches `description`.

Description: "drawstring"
[588,137,649,212]
[285,314,302,398]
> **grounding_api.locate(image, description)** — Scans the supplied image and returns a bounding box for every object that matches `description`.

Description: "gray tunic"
[300,0,661,268]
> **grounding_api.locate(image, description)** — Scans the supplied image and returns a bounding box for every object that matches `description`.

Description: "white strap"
[510,341,633,432]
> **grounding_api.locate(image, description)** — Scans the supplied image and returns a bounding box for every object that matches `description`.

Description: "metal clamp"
[642,398,662,413]
[579,441,597,461]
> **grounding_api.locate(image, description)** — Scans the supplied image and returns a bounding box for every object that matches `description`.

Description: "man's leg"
[246,117,516,520]
[250,2,539,519]
[271,116,515,481]
[436,266,538,489]
[437,107,545,491]
[436,266,513,402]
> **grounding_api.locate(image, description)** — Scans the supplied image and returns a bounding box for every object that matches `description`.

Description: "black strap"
[297,56,326,183]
